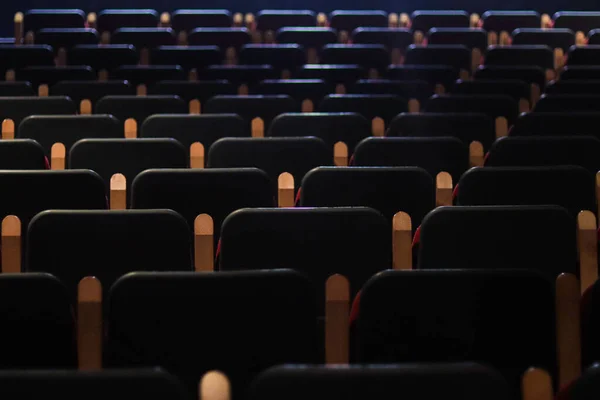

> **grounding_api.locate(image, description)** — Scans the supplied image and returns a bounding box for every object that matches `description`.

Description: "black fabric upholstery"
[329,10,388,31]
[150,80,236,103]
[0,45,54,73]
[16,66,95,89]
[427,28,487,50]
[387,65,459,88]
[0,139,47,169]
[411,10,470,31]
[111,27,176,48]
[95,95,187,123]
[250,363,509,400]
[110,65,185,85]
[300,166,435,227]
[405,44,471,71]
[418,205,578,280]
[141,114,249,152]
[269,112,371,153]
[69,138,188,197]
[50,80,135,106]
[257,10,316,31]
[487,136,600,174]
[24,9,85,32]
[0,81,35,96]
[387,112,495,150]
[294,65,366,84]
[357,269,557,397]
[567,46,600,66]
[512,28,575,51]
[256,79,334,103]
[475,65,546,90]
[26,210,193,302]
[451,79,530,102]
[0,96,75,127]
[207,137,331,191]
[239,44,306,70]
[0,369,189,400]
[534,94,600,112]
[485,45,555,69]
[510,112,600,138]
[0,273,76,368]
[35,28,98,49]
[151,46,222,71]
[349,79,434,104]
[69,45,138,71]
[545,80,600,94]
[204,95,299,129]
[18,115,123,157]
[219,207,391,302]
[172,10,232,31]
[352,28,413,50]
[276,27,337,48]
[106,270,320,398]
[320,44,390,71]
[187,28,251,49]
[482,11,541,33]
[561,66,600,80]
[319,94,408,124]
[457,166,596,218]
[97,9,159,33]
[425,94,519,126]
[353,137,469,183]
[203,65,278,88]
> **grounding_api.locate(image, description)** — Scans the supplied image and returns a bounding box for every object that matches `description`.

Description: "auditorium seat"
[456,166,595,218]
[582,282,600,368]
[510,112,600,139]
[405,45,471,77]
[319,94,408,134]
[256,79,334,108]
[0,45,54,75]
[207,137,332,192]
[0,97,76,131]
[141,114,248,162]
[111,27,176,48]
[269,112,371,156]
[171,9,233,32]
[300,166,435,227]
[511,28,575,52]
[34,28,99,50]
[187,27,251,51]
[94,95,187,127]
[219,207,391,301]
[349,79,433,110]
[0,170,106,242]
[411,10,470,36]
[96,9,160,34]
[26,209,193,301]
[150,46,222,72]
[356,269,556,397]
[295,64,365,86]
[0,369,189,400]
[425,94,518,136]
[69,139,188,203]
[450,79,530,111]
[387,112,495,152]
[0,274,76,367]
[545,80,600,94]
[110,65,185,86]
[553,11,600,43]
[353,137,469,184]
[0,140,46,169]
[68,44,138,72]
[106,270,320,397]
[474,65,546,103]
[275,27,337,60]
[351,27,413,57]
[256,10,317,32]
[250,363,509,400]
[204,95,299,135]
[485,45,555,77]
[50,81,135,109]
[17,66,95,90]
[427,28,487,51]
[321,44,390,76]
[18,115,123,159]
[417,205,576,281]
[131,168,274,254]
[149,80,237,110]
[387,64,458,92]
[534,94,600,112]
[204,65,278,91]
[24,9,86,33]
[486,136,600,174]
[329,10,388,33]
[567,45,600,65]
[561,66,600,80]
[239,44,306,75]
[0,81,35,96]
[481,10,541,45]
[587,29,600,44]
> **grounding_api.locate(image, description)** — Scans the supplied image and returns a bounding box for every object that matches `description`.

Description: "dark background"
[1,0,596,36]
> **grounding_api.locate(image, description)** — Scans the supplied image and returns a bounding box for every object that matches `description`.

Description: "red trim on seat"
[452,183,459,202]
[295,187,302,206]
[44,156,50,170]
[412,225,421,248]
[349,290,362,327]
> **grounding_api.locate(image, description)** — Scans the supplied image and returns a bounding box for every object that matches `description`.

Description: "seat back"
[35,28,99,49]
[425,94,519,126]
[110,65,185,86]
[95,95,187,124]
[405,44,471,71]
[149,80,236,104]
[187,27,251,50]
[295,64,365,85]
[257,79,334,105]
[276,27,337,49]
[24,9,86,32]
[411,10,470,32]
[171,9,233,32]
[0,140,46,169]
[512,28,575,51]
[485,45,554,70]
[320,44,390,72]
[482,11,541,34]
[17,66,96,90]
[107,270,320,396]
[319,94,407,125]
[150,46,221,71]
[427,28,487,50]
[511,112,600,139]
[387,64,458,90]
[26,209,193,301]
[97,9,159,33]
[0,96,76,127]
[239,44,306,72]
[329,10,388,32]
[534,94,600,112]
[111,27,176,48]
[50,81,135,107]
[256,10,317,32]
[568,45,600,65]
[69,45,138,71]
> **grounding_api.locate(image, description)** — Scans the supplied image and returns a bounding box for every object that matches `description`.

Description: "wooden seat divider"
[77,276,102,370]
[200,371,231,400]
[51,143,66,170]
[190,142,205,169]
[436,172,453,207]
[522,368,553,400]
[278,172,295,208]
[392,211,412,270]
[469,141,484,167]
[2,119,14,139]
[109,173,126,210]
[577,210,598,294]
[334,142,348,166]
[325,274,350,364]
[194,214,214,272]
[1,215,21,273]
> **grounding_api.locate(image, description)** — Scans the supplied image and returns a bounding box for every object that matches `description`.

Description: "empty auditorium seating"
[34,28,99,49]
[96,9,160,34]
[512,28,575,52]
[405,45,471,76]
[106,270,320,396]
[356,269,556,396]
[0,369,189,400]
[150,80,236,107]
[0,45,54,74]
[50,81,135,108]
[351,27,413,55]
[111,27,176,48]
[256,10,317,32]
[24,9,86,33]
[18,115,123,158]
[329,10,388,33]
[0,81,35,96]
[567,45,600,65]
[349,79,433,109]
[257,79,334,108]
[427,28,487,51]
[295,64,365,85]
[150,46,221,71]
[300,167,435,226]
[110,65,185,86]
[17,66,96,89]
[387,64,458,92]
[187,27,251,50]
[171,9,233,32]
[411,10,470,33]
[207,137,331,191]
[0,140,46,169]
[219,207,391,299]
[94,95,187,126]
[561,66,600,80]
[451,79,531,110]
[26,210,193,300]
[485,45,555,74]
[511,112,600,139]
[481,10,541,44]
[0,97,76,131]
[68,44,138,71]
[556,364,600,399]
[239,44,305,75]
[0,274,76,367]
[204,65,278,89]
[545,80,600,94]
[250,363,509,400]
[553,11,600,43]
[320,44,390,75]
[353,137,469,184]
[534,94,600,112]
